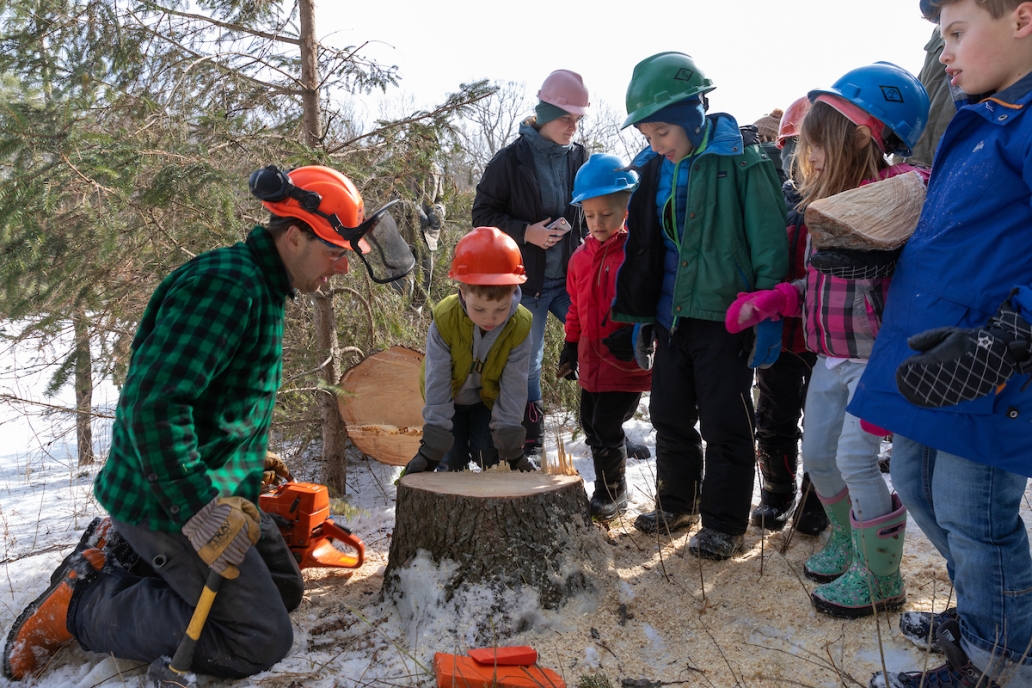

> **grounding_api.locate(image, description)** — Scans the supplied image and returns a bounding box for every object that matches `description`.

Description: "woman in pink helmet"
[471,69,590,458]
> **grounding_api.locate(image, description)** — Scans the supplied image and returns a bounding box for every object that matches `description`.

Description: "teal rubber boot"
[803,487,852,584]
[811,493,907,618]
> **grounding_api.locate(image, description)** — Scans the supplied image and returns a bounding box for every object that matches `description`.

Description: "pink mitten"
[860,419,890,437]
[725,283,801,334]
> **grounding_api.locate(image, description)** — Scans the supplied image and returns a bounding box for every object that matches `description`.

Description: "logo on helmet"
[674,68,696,82]
[880,85,904,103]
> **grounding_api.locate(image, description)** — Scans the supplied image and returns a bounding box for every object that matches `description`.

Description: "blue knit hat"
[635,96,707,150]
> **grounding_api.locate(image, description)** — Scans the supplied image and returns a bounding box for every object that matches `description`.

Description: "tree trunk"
[297,0,349,492]
[385,472,602,610]
[73,307,94,467]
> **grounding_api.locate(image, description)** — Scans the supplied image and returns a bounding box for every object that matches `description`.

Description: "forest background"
[0,0,934,490]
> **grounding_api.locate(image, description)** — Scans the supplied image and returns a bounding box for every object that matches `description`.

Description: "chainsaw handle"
[321,519,365,568]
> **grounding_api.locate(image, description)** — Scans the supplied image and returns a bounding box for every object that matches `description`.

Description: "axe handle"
[169,568,224,675]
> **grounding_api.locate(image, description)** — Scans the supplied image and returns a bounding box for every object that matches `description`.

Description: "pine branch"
[139,1,302,47]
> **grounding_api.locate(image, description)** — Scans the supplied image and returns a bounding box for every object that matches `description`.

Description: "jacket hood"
[520,120,573,158]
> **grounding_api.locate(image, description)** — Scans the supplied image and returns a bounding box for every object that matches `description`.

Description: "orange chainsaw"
[259,481,365,570]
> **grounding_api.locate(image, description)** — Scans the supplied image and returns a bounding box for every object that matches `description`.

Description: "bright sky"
[319,0,936,131]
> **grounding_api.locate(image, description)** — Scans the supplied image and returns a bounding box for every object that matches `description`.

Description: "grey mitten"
[404,424,453,474]
[634,324,656,371]
[492,424,527,463]
[508,455,537,472]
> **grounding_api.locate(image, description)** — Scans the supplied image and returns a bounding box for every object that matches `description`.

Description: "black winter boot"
[751,443,798,531]
[793,472,830,536]
[589,478,628,522]
[590,445,628,522]
[522,400,544,456]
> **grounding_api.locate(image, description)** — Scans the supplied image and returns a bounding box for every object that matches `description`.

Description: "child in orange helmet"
[405,227,536,474]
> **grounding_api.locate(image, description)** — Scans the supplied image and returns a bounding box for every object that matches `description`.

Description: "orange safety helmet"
[449,227,527,285]
[777,97,811,149]
[251,165,364,249]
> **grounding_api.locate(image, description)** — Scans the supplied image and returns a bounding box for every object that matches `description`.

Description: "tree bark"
[385,472,602,609]
[297,0,349,492]
[73,307,94,467]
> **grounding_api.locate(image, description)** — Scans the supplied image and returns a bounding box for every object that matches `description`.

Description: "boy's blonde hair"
[931,0,1026,19]
[459,282,517,302]
[796,101,889,207]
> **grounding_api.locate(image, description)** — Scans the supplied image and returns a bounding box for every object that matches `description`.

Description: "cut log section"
[337,346,424,466]
[805,170,926,250]
[384,472,600,610]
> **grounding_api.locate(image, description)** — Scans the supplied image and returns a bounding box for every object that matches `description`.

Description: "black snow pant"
[755,349,817,449]
[68,511,304,678]
[650,319,756,536]
[581,389,642,484]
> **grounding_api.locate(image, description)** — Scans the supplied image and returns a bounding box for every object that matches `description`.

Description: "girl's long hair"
[796,101,889,207]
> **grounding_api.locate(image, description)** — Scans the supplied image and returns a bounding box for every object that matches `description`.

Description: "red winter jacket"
[565,231,652,394]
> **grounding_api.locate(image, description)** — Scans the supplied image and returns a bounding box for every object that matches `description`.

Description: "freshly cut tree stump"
[337,346,424,466]
[384,472,599,609]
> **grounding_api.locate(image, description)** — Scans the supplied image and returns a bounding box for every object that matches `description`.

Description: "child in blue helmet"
[728,62,931,619]
[611,51,788,559]
[558,154,652,522]
[853,1,1032,685]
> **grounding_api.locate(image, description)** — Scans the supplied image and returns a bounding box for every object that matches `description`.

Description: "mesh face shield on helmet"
[249,165,415,284]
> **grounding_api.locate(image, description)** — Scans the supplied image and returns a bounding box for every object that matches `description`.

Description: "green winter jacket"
[613,115,788,324]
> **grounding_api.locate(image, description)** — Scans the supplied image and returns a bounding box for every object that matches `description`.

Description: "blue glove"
[748,319,783,369]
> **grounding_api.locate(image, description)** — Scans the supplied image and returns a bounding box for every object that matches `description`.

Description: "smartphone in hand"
[545,217,572,234]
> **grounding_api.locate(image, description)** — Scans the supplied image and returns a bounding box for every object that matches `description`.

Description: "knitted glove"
[181,496,262,579]
[809,247,902,280]
[492,424,527,463]
[602,326,635,361]
[262,451,293,486]
[896,299,1032,408]
[403,424,454,475]
[725,283,801,334]
[634,324,656,371]
[556,341,578,380]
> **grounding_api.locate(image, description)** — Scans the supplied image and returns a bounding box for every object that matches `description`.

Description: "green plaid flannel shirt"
[94,226,293,531]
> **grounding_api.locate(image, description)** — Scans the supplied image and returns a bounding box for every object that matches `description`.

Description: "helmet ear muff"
[249,165,324,212]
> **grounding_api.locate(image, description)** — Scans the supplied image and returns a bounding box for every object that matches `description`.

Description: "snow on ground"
[2,334,1032,688]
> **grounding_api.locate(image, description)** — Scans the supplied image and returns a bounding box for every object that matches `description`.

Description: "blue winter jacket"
[849,72,1032,478]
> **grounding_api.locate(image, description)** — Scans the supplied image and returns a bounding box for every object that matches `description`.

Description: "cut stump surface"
[384,472,601,610]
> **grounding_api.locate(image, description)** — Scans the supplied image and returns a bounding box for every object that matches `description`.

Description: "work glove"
[809,247,902,280]
[725,283,801,334]
[747,318,783,369]
[181,496,262,579]
[262,451,292,486]
[556,341,578,380]
[896,297,1032,408]
[602,326,635,361]
[402,424,454,475]
[634,324,656,371]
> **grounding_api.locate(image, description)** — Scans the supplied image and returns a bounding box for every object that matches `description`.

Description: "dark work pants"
[68,512,304,678]
[755,350,817,449]
[581,389,642,483]
[439,402,498,471]
[650,320,756,535]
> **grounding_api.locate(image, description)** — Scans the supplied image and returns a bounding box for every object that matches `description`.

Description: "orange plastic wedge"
[434,652,565,688]
[467,646,538,666]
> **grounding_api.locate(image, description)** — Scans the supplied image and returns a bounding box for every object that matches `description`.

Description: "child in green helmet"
[611,51,788,560]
